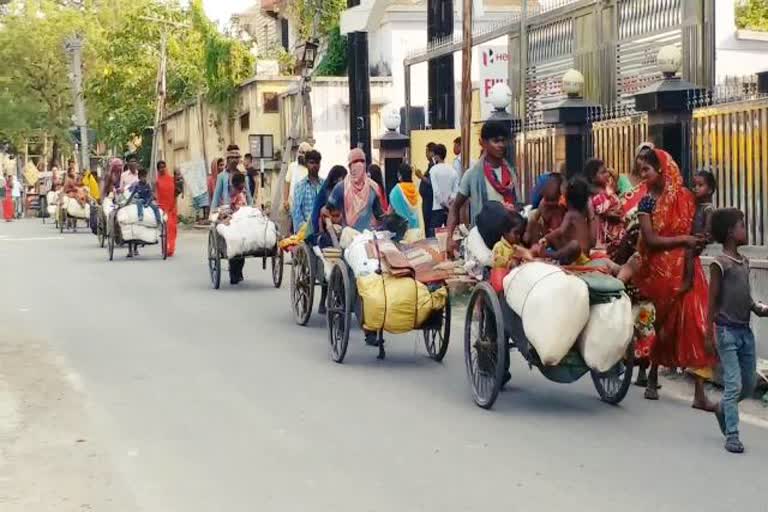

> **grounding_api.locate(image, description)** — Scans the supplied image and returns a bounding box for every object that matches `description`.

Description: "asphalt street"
[1,219,765,512]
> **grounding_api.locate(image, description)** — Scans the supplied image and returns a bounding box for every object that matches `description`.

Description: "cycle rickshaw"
[107,204,168,261]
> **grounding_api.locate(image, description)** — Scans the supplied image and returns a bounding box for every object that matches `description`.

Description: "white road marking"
[0,237,65,241]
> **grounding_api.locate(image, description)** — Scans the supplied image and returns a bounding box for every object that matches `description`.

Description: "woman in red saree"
[633,148,716,408]
[156,161,178,257]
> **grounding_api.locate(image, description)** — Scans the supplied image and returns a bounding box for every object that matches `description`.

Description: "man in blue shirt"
[210,145,253,211]
[291,150,324,232]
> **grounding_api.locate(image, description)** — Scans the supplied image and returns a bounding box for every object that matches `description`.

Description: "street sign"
[248,134,274,160]
[478,44,510,120]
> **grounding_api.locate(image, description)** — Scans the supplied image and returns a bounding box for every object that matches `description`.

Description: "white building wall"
[715,0,768,81]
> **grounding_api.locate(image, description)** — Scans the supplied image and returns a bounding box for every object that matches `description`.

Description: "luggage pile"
[62,196,90,219]
[116,203,163,243]
[46,191,60,217]
[503,262,633,371]
[215,206,277,257]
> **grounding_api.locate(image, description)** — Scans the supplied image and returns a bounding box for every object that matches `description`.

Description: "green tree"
[314,25,347,76]
[735,0,768,31]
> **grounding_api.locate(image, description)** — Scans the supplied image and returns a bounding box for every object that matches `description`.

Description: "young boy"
[709,208,767,454]
[229,171,248,212]
[492,211,533,270]
[537,177,594,265]
[128,167,161,225]
[680,170,717,294]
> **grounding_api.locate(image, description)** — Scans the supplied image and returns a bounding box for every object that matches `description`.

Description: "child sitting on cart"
[127,167,162,226]
[217,172,248,224]
[534,177,595,265]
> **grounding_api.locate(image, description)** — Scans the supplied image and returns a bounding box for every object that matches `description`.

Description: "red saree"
[633,150,715,369]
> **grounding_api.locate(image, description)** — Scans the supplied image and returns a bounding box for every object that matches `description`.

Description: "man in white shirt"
[429,143,459,232]
[282,141,312,215]
[452,136,463,175]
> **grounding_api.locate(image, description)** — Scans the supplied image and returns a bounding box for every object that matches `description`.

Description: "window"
[263,92,279,114]
[240,113,250,131]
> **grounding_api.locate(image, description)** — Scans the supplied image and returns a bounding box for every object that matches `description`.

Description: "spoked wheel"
[423,293,451,362]
[272,249,284,288]
[160,222,168,260]
[464,282,507,409]
[327,261,352,363]
[59,210,65,233]
[97,213,105,247]
[208,230,221,289]
[290,243,315,325]
[591,341,635,405]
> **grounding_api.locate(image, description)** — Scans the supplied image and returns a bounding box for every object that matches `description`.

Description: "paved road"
[1,219,766,511]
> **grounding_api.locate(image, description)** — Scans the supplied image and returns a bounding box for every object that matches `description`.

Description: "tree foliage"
[314,25,347,76]
[0,0,254,154]
[735,0,768,31]
[288,0,346,40]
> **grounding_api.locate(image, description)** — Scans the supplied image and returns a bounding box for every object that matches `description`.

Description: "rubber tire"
[591,341,635,405]
[464,282,507,410]
[423,294,452,362]
[328,261,352,364]
[272,249,284,288]
[208,229,221,289]
[290,243,315,326]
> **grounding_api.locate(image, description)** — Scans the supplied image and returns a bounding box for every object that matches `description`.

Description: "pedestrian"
[389,162,425,242]
[211,146,252,211]
[632,147,715,403]
[429,143,459,232]
[446,120,519,257]
[120,155,140,193]
[11,173,22,218]
[283,141,312,217]
[292,150,324,232]
[418,142,436,237]
[244,153,259,206]
[156,160,178,257]
[367,163,388,211]
[708,208,767,454]
[452,136,464,174]
[322,148,384,233]
[1,174,11,222]
[103,158,123,198]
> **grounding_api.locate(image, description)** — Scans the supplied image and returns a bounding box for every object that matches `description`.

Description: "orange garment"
[633,149,716,370]
[156,173,177,256]
[399,182,420,207]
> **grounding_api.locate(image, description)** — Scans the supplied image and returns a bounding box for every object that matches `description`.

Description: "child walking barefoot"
[708,208,768,453]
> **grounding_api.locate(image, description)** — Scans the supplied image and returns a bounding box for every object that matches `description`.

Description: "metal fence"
[515,124,556,202]
[589,106,648,177]
[690,77,768,245]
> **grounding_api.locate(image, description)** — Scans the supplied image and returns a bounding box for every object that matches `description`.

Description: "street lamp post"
[65,35,90,173]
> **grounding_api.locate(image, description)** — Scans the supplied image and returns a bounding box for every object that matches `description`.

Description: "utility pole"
[65,35,89,173]
[460,0,473,165]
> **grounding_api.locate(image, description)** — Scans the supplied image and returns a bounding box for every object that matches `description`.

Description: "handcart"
[107,204,167,261]
[57,196,92,233]
[463,275,634,410]
[289,241,332,325]
[207,219,284,289]
[325,231,451,364]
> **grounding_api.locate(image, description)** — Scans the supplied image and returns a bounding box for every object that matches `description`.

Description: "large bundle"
[465,227,492,267]
[46,191,59,217]
[119,224,158,244]
[577,293,634,373]
[62,196,90,219]
[357,274,447,334]
[116,204,161,228]
[344,230,385,278]
[503,262,590,365]
[215,207,277,257]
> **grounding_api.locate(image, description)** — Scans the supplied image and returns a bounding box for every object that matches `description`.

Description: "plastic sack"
[120,224,158,243]
[578,293,634,373]
[216,207,278,257]
[116,204,162,227]
[344,231,384,278]
[466,227,492,267]
[339,227,362,249]
[63,196,91,219]
[503,262,590,365]
[357,274,447,334]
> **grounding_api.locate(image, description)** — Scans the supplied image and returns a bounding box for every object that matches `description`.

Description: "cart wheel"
[290,243,315,325]
[161,222,168,260]
[208,230,221,289]
[272,249,284,288]
[591,341,635,405]
[327,260,352,363]
[464,282,507,409]
[423,293,451,362]
[59,212,64,233]
[98,219,105,247]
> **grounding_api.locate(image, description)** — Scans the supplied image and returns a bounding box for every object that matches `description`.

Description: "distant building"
[231,0,291,58]
[715,0,768,81]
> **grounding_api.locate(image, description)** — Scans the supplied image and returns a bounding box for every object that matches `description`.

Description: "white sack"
[215,207,278,257]
[63,197,90,219]
[47,204,58,216]
[116,204,161,227]
[578,293,634,373]
[466,227,492,267]
[46,191,59,205]
[344,231,381,278]
[119,224,159,244]
[504,262,590,366]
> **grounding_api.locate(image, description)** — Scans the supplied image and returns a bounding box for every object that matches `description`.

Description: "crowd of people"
[276,120,760,455]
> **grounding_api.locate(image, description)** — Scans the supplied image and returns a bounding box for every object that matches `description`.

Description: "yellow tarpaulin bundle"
[23,162,39,187]
[357,274,447,334]
[83,171,100,201]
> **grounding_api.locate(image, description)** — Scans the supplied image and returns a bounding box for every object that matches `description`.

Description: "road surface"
[0,219,765,511]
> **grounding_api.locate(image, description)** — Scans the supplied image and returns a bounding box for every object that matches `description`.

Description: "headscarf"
[647,148,693,238]
[104,158,123,194]
[343,148,373,227]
